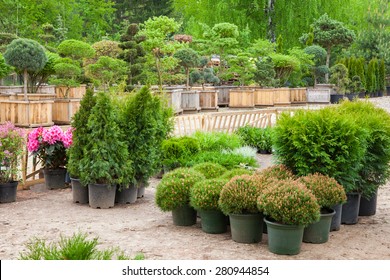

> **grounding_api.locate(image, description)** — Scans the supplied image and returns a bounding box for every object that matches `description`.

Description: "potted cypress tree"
[329,63,350,104]
[79,91,133,209]
[66,88,96,204]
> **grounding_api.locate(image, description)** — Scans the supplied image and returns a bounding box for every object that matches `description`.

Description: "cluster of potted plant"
[235,125,273,154]
[27,125,73,190]
[0,122,26,203]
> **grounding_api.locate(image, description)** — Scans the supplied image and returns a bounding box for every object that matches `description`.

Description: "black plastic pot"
[330,94,345,104]
[43,168,67,190]
[116,184,137,204]
[0,181,18,203]
[71,178,88,204]
[359,189,378,216]
[88,183,116,209]
[172,204,197,226]
[341,192,361,225]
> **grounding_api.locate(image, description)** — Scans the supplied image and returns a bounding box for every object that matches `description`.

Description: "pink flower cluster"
[27,126,73,152]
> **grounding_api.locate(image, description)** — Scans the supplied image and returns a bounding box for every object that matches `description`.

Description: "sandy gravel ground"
[1,153,389,260]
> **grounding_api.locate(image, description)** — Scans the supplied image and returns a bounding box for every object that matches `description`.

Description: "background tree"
[253,57,276,87]
[304,45,328,86]
[269,53,300,86]
[173,48,200,89]
[0,53,12,83]
[118,23,147,88]
[57,39,95,62]
[300,14,355,82]
[4,38,47,98]
[225,52,256,86]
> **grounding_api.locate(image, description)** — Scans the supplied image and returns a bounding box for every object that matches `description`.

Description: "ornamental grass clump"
[192,162,227,179]
[218,174,266,215]
[190,179,229,211]
[257,179,321,226]
[155,167,205,211]
[297,173,347,209]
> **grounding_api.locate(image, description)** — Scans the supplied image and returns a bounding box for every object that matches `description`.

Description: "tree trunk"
[186,68,190,90]
[23,68,28,101]
[325,46,331,83]
[155,56,162,90]
[267,0,276,43]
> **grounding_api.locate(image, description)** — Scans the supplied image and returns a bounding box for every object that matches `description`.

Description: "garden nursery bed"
[0,154,389,260]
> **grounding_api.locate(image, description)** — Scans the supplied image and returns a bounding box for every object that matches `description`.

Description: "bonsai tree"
[28,52,60,94]
[349,75,365,94]
[225,52,256,86]
[57,39,95,62]
[253,57,276,87]
[66,88,97,179]
[50,58,83,97]
[4,38,48,99]
[304,45,328,86]
[79,91,133,186]
[329,63,350,94]
[300,14,355,82]
[269,53,300,87]
[173,48,200,89]
[85,56,128,92]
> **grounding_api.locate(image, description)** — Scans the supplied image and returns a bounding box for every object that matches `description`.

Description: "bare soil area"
[1,154,390,260]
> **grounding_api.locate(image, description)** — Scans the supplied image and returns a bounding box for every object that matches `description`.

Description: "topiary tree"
[173,48,200,89]
[57,39,95,62]
[225,52,256,86]
[4,38,47,99]
[254,57,276,87]
[50,58,83,97]
[28,52,60,93]
[304,45,328,86]
[300,14,355,82]
[329,64,350,94]
[85,56,128,92]
[269,53,300,86]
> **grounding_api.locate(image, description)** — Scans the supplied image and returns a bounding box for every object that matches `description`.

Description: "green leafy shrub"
[297,173,347,208]
[187,150,258,170]
[272,107,368,193]
[218,175,265,215]
[192,131,242,152]
[337,100,390,198]
[257,179,320,226]
[192,162,227,179]
[219,168,254,180]
[161,136,199,170]
[190,179,229,211]
[155,168,205,211]
[19,232,143,260]
[235,125,273,153]
[227,145,258,159]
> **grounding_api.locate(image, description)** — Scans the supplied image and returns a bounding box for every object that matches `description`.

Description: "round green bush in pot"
[219,168,254,180]
[257,179,320,255]
[155,168,205,226]
[218,175,267,243]
[298,173,347,242]
[190,178,229,234]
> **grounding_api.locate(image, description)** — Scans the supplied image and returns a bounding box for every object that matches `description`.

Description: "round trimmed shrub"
[257,179,320,226]
[297,173,347,208]
[155,168,205,211]
[192,162,227,179]
[219,168,254,180]
[190,179,229,211]
[255,164,296,181]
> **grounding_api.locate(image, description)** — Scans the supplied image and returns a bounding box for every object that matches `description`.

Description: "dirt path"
[1,154,390,260]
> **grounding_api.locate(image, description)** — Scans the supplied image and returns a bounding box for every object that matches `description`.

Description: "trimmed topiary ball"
[255,164,296,181]
[297,173,347,208]
[190,179,229,211]
[192,162,227,179]
[219,168,254,180]
[155,168,205,212]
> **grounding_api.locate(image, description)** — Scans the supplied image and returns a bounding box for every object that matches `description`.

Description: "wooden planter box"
[273,88,291,106]
[229,89,255,108]
[55,85,86,99]
[9,93,56,101]
[199,90,218,111]
[0,99,54,127]
[0,85,55,95]
[52,98,81,125]
[181,90,200,113]
[0,94,11,101]
[164,89,183,115]
[254,88,274,107]
[306,88,331,104]
[216,86,237,107]
[290,88,307,105]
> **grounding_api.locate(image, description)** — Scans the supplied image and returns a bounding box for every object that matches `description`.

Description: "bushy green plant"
[235,126,273,153]
[219,168,254,180]
[192,131,242,152]
[297,173,347,208]
[188,150,258,170]
[227,145,258,159]
[0,53,12,79]
[161,136,199,170]
[272,107,368,193]
[67,88,96,178]
[218,175,265,215]
[79,91,133,185]
[192,162,227,179]
[19,232,142,260]
[337,100,390,198]
[155,168,205,211]
[330,63,350,94]
[190,179,228,211]
[257,179,320,226]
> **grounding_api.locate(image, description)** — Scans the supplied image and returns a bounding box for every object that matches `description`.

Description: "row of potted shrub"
[155,163,347,255]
